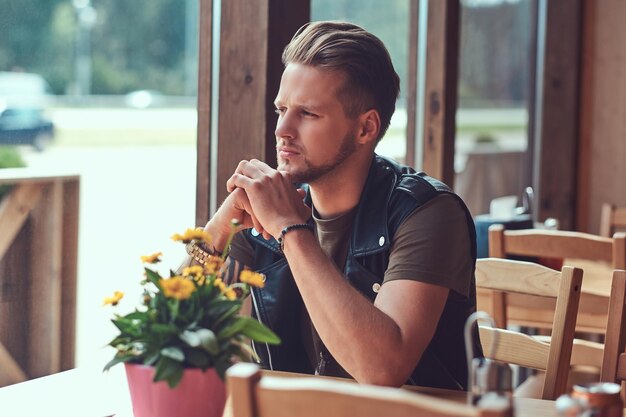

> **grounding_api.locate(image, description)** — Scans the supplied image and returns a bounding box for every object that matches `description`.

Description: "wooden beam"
[405,0,420,167]
[0,342,26,387]
[216,0,271,208]
[195,0,213,226]
[27,182,63,377]
[211,0,309,211]
[421,0,460,186]
[0,183,43,260]
[576,0,626,233]
[533,0,582,228]
[265,0,310,167]
[60,180,79,370]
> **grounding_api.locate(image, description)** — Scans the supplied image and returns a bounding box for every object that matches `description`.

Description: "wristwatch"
[185,241,220,265]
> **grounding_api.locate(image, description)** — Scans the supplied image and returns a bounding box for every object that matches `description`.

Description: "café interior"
[0,0,625,416]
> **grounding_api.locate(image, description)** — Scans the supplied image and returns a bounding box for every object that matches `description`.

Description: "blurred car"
[124,89,164,109]
[0,71,55,151]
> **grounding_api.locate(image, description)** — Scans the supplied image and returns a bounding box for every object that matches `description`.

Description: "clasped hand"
[223,159,309,240]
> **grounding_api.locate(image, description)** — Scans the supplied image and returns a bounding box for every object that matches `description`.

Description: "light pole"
[73,0,97,97]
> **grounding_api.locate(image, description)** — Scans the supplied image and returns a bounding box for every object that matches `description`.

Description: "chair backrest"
[475,258,583,400]
[599,270,626,399]
[227,363,509,417]
[488,224,626,270]
[600,204,626,238]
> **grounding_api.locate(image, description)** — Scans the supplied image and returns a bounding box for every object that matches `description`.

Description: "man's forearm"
[281,229,430,386]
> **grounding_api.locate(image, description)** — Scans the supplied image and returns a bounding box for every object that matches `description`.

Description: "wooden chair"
[487,224,626,333]
[600,203,626,237]
[227,363,510,417]
[475,258,583,400]
[599,270,626,400]
[488,224,626,271]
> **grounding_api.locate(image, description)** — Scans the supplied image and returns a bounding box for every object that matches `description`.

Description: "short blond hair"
[282,21,400,142]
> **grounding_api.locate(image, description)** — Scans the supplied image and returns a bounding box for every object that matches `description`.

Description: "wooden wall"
[577,0,626,234]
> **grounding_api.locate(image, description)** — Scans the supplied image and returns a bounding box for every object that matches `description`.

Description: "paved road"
[24,145,197,368]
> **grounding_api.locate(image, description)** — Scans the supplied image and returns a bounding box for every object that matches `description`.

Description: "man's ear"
[357,109,381,145]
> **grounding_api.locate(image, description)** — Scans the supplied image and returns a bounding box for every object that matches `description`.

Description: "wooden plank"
[421,0,459,186]
[476,259,561,297]
[0,223,32,382]
[576,0,626,233]
[216,0,270,209]
[543,266,582,399]
[600,203,615,237]
[600,271,626,382]
[27,181,63,377]
[0,342,27,386]
[575,0,595,233]
[405,0,420,167]
[265,0,309,168]
[503,229,613,263]
[60,180,79,370]
[479,326,549,370]
[614,209,626,229]
[228,363,261,417]
[214,0,309,212]
[0,183,43,260]
[533,0,582,228]
[195,0,213,226]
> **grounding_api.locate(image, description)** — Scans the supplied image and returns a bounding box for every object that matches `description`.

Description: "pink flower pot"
[124,363,226,417]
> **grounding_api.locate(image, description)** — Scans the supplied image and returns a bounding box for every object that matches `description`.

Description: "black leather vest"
[243,155,482,390]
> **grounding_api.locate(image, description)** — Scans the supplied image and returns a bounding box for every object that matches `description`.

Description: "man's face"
[274,63,359,184]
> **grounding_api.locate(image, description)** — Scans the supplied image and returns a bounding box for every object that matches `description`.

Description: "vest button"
[372,283,381,293]
[251,228,260,236]
[378,236,385,246]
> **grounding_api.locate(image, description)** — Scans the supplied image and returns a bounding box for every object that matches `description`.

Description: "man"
[187,21,480,389]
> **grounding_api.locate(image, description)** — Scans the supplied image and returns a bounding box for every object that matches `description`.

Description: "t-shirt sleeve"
[383,193,473,298]
[228,231,256,268]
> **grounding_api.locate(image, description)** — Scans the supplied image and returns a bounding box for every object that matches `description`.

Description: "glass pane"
[0,0,198,367]
[310,0,410,163]
[455,0,534,217]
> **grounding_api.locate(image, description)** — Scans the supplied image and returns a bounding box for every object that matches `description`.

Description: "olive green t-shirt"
[228,193,473,377]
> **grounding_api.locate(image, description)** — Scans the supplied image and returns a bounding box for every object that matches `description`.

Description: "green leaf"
[151,323,176,336]
[154,357,184,388]
[180,330,201,347]
[145,268,162,287]
[212,304,242,329]
[185,349,212,368]
[160,346,185,362]
[239,317,281,344]
[216,317,247,340]
[213,357,232,381]
[197,328,219,355]
[124,311,148,321]
[111,318,141,337]
[103,354,135,372]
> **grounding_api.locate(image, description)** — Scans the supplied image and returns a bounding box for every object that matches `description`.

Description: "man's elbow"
[353,363,414,388]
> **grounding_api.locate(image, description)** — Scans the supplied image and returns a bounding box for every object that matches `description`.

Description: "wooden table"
[477,258,614,334]
[0,365,609,417]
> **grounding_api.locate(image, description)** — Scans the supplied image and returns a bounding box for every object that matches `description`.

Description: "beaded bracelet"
[278,223,315,252]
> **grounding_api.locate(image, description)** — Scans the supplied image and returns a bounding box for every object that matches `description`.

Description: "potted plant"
[103,224,280,417]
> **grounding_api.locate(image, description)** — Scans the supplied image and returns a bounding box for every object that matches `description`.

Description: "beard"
[278,130,357,184]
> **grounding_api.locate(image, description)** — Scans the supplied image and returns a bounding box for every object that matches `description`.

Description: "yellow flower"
[159,276,196,300]
[213,278,227,291]
[103,291,124,306]
[182,265,204,279]
[240,270,266,288]
[171,228,212,245]
[223,288,237,301]
[204,255,224,275]
[140,252,162,264]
